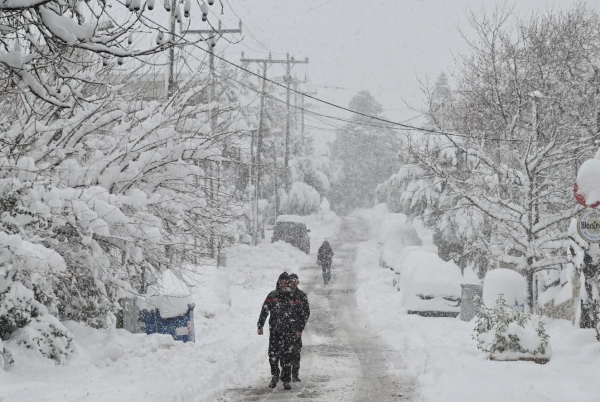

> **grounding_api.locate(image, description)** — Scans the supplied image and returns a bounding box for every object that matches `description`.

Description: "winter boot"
[283,382,292,390]
[268,376,279,389]
[292,376,301,382]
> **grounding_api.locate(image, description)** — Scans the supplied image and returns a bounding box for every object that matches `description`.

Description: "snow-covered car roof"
[401,250,463,313]
[276,215,306,224]
[402,250,463,298]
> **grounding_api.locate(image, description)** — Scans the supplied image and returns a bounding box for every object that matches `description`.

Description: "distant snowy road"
[216,218,414,402]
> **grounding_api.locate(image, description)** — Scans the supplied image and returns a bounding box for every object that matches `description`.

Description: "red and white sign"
[575,159,600,208]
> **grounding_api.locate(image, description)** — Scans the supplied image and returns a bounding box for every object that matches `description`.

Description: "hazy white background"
[201,0,595,124]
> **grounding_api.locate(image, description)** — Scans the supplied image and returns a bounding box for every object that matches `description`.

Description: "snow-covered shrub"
[11,315,75,365]
[0,235,77,365]
[0,281,44,341]
[280,182,321,216]
[292,156,332,196]
[473,295,551,360]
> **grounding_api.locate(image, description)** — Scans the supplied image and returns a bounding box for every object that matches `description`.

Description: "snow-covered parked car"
[271,215,311,254]
[401,250,463,317]
[377,222,422,270]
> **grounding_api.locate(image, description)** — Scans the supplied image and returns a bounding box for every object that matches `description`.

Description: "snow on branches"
[0,0,216,108]
[380,6,600,309]
[0,38,253,364]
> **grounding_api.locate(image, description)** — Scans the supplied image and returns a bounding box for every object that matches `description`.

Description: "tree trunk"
[526,264,535,312]
[580,251,598,329]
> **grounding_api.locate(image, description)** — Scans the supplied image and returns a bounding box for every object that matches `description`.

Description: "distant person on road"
[257,272,295,390]
[317,240,334,284]
[288,273,310,382]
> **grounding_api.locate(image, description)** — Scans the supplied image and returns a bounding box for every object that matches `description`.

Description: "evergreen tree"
[329,91,399,215]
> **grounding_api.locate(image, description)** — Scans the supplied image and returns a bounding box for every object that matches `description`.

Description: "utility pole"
[242,53,308,194]
[187,21,242,256]
[167,0,177,96]
[187,20,243,130]
[301,89,317,135]
[252,64,268,246]
[241,53,308,240]
[290,76,306,130]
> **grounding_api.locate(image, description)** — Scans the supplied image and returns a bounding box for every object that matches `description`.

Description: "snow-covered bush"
[280,182,321,216]
[291,156,332,196]
[473,295,551,360]
[11,315,76,365]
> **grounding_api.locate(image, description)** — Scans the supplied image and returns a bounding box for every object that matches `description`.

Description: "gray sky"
[173,0,597,150]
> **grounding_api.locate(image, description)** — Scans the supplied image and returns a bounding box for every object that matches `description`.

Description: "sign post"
[577,209,600,243]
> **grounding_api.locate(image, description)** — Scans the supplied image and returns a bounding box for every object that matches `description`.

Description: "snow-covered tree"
[330,91,400,215]
[0,28,254,363]
[0,0,222,108]
[380,5,600,308]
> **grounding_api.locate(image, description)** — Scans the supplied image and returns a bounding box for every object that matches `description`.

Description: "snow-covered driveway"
[217,217,414,401]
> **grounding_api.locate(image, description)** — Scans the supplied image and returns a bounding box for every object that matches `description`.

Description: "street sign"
[577,209,600,243]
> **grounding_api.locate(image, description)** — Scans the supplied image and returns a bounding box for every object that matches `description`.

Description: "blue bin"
[143,304,195,343]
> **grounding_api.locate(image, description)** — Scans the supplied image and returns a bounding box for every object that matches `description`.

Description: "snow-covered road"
[216,217,414,401]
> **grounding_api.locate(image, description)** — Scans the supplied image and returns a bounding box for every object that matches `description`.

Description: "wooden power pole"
[241,53,308,194]
[186,21,242,256]
[241,53,308,242]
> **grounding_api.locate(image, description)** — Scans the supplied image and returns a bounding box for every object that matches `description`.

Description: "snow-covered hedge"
[473,295,551,360]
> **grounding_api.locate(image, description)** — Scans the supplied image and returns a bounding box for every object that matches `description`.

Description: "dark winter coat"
[257,287,310,333]
[257,289,294,331]
[317,241,334,264]
[289,288,310,333]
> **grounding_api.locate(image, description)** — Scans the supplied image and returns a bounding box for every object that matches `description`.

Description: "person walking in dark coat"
[257,272,295,390]
[317,240,334,284]
[288,273,310,382]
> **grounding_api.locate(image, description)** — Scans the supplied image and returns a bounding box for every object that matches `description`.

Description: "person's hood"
[276,272,289,289]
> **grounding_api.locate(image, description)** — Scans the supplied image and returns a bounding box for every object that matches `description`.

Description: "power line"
[137,10,519,143]
[222,0,286,55]
[185,45,521,142]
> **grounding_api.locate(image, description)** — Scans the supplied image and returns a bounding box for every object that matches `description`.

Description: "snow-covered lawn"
[0,241,311,402]
[352,208,600,402]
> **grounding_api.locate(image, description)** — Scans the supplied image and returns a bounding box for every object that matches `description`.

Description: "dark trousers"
[268,329,294,382]
[291,336,302,378]
[322,261,331,283]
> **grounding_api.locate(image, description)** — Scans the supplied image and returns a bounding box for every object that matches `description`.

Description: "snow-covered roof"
[276,215,306,224]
